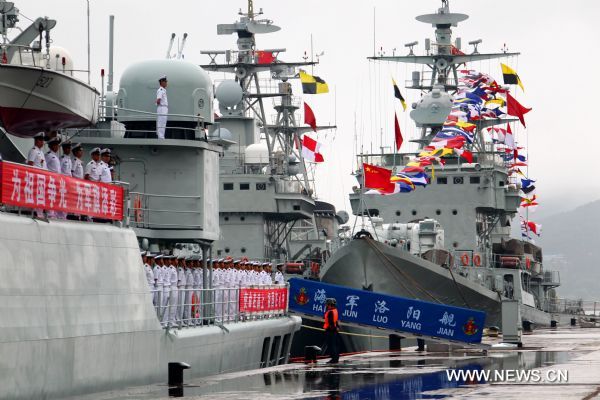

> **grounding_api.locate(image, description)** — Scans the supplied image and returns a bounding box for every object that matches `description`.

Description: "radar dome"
[245,143,269,164]
[216,80,243,107]
[117,59,213,124]
[336,210,350,224]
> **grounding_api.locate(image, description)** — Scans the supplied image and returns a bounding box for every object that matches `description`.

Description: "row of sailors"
[27,133,113,183]
[142,252,285,327]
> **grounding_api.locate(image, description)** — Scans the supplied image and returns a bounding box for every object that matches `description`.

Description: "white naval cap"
[71,143,82,152]
[34,132,45,140]
[47,136,62,146]
[100,148,111,155]
[90,147,101,154]
[158,75,167,82]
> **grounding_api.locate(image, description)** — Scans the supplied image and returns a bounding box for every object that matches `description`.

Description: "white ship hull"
[0,64,99,137]
[0,212,300,399]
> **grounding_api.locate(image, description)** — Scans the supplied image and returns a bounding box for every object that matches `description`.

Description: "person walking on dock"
[156,75,168,139]
[323,298,340,364]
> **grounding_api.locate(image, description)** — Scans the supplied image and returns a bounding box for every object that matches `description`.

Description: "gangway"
[288,278,489,349]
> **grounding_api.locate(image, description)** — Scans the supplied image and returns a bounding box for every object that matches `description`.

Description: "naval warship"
[0,1,300,398]
[319,0,577,351]
[199,1,347,272]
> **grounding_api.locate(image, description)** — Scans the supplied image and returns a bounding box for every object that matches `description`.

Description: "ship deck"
[68,326,600,399]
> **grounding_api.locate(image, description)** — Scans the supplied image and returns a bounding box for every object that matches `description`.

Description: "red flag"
[1,51,7,64]
[256,50,275,64]
[506,92,531,128]
[363,163,395,193]
[394,113,403,151]
[304,102,317,132]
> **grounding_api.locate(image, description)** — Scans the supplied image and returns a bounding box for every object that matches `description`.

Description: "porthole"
[452,242,458,248]
[224,247,230,253]
[241,247,246,253]
[411,210,417,216]
[452,210,458,215]
[240,216,245,221]
[224,216,229,221]
[436,210,441,215]
[395,211,401,216]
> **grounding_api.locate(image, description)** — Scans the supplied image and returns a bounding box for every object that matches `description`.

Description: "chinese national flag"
[256,50,275,64]
[363,163,394,192]
[304,102,317,132]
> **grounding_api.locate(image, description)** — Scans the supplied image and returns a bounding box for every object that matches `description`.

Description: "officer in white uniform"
[157,256,171,326]
[27,132,47,169]
[99,148,113,183]
[71,143,84,179]
[168,256,179,326]
[192,258,202,325]
[60,141,73,177]
[274,269,285,285]
[156,75,168,139]
[45,136,61,173]
[85,147,102,181]
[184,258,194,325]
[176,257,186,325]
[152,254,162,308]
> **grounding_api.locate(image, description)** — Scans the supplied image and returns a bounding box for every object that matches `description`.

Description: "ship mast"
[369,0,519,152]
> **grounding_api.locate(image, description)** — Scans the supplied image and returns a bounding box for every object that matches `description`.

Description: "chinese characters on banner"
[239,287,288,313]
[0,161,124,220]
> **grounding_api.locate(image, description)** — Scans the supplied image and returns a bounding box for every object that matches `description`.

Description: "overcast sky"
[11,0,600,216]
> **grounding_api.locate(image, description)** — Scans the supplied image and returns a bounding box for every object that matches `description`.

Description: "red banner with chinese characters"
[239,287,288,313]
[0,161,124,220]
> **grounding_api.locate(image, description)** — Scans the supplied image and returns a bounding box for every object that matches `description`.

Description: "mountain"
[537,199,600,300]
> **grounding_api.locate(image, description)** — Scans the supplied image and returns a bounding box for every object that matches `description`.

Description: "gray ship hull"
[0,212,300,399]
[321,238,503,325]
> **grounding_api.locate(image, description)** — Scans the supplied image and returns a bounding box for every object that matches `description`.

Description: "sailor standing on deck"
[27,132,47,169]
[184,258,194,325]
[85,148,102,181]
[45,137,62,218]
[192,258,202,325]
[99,149,113,183]
[156,75,168,139]
[168,256,179,326]
[152,254,163,309]
[71,143,84,179]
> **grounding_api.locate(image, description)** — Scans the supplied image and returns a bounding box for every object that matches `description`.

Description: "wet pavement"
[75,327,600,400]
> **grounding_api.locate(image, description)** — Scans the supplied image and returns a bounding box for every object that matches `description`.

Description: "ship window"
[293,205,301,211]
[225,247,230,253]
[436,209,441,215]
[470,176,480,184]
[240,183,250,190]
[452,209,458,215]
[437,177,447,184]
[256,183,266,190]
[217,250,222,256]
[453,176,464,184]
[499,181,505,187]
[453,242,458,248]
[395,210,401,216]
[223,183,234,190]
[241,247,246,253]
[411,210,417,216]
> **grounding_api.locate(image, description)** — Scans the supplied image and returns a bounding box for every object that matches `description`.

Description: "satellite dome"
[245,143,269,164]
[216,80,243,107]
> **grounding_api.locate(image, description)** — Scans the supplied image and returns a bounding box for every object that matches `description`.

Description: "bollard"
[550,320,557,328]
[522,320,532,333]
[389,334,402,351]
[304,345,321,364]
[571,318,577,326]
[416,339,425,351]
[168,362,190,398]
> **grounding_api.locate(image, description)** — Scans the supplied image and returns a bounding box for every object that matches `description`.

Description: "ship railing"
[491,253,542,273]
[149,284,290,329]
[541,298,588,315]
[355,151,507,171]
[129,191,203,230]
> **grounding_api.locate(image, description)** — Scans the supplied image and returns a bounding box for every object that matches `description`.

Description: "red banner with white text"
[239,287,288,313]
[0,161,124,220]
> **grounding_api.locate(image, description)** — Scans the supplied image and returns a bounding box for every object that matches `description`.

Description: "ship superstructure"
[200,1,346,265]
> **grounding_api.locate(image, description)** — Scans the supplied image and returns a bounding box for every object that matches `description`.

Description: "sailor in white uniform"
[152,254,162,308]
[157,256,171,326]
[184,258,194,325]
[85,147,102,181]
[142,251,155,295]
[168,256,179,326]
[156,75,168,139]
[45,136,61,173]
[192,258,202,325]
[27,132,47,169]
[274,269,285,285]
[71,143,84,179]
[99,148,113,183]
[60,140,73,177]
